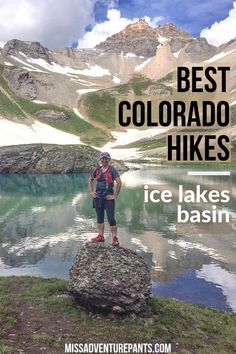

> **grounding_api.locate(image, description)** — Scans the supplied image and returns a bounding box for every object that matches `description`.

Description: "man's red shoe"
[112,236,120,246]
[91,234,105,243]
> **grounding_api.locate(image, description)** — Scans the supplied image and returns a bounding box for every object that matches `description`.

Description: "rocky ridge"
[1,39,53,63]
[0,144,126,174]
[97,20,192,57]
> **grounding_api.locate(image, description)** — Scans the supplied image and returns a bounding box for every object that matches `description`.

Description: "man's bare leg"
[110,225,117,238]
[110,225,119,245]
[98,223,105,236]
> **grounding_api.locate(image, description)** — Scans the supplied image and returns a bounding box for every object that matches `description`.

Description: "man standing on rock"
[89,152,122,246]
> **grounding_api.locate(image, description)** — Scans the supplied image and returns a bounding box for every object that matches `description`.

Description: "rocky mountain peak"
[123,19,152,33]
[108,18,156,41]
[2,39,52,63]
[96,19,193,57]
[156,22,191,39]
[96,19,158,57]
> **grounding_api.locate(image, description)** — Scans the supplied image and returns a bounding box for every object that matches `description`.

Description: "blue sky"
[106,0,234,37]
[0,0,235,48]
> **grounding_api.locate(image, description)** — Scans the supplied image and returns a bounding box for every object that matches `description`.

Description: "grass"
[79,75,172,130]
[115,75,172,96]
[0,276,236,353]
[0,65,110,146]
[80,91,116,129]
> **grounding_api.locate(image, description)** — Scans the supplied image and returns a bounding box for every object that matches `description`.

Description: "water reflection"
[0,167,236,312]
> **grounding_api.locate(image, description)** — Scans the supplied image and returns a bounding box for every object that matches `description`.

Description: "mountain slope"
[78,74,172,130]
[0,65,110,146]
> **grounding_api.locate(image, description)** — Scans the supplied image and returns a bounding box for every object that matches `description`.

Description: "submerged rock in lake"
[68,243,151,315]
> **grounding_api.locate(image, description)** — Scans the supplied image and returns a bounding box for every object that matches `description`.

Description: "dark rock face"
[35,109,68,122]
[4,68,37,100]
[185,38,217,62]
[96,19,160,57]
[169,38,192,53]
[0,144,100,174]
[2,39,52,62]
[68,243,152,315]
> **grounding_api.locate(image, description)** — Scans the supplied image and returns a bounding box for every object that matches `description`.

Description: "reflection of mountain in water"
[0,173,90,196]
[0,243,49,267]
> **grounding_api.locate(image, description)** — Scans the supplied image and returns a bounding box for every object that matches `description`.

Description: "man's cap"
[100,151,111,160]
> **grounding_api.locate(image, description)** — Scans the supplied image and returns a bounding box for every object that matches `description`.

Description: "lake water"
[0,166,236,312]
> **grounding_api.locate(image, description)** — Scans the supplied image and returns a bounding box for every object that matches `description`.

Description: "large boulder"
[68,243,152,315]
[35,109,68,122]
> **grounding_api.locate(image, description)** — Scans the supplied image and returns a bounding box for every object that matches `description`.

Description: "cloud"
[0,0,100,48]
[78,8,164,48]
[200,1,236,46]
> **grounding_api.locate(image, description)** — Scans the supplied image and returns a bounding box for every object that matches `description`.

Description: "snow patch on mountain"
[76,88,99,95]
[10,55,45,72]
[204,49,236,63]
[134,58,152,71]
[124,53,137,57]
[26,58,111,77]
[113,76,121,83]
[4,62,14,66]
[0,41,6,48]
[33,100,47,104]
[103,146,139,160]
[100,127,167,160]
[0,117,83,146]
[19,51,28,58]
[70,78,99,86]
[107,128,165,146]
[173,49,181,58]
[158,35,168,44]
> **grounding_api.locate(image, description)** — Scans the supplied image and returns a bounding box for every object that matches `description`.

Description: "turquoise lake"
[0,166,235,312]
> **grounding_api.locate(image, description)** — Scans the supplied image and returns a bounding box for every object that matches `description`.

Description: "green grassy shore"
[0,276,236,354]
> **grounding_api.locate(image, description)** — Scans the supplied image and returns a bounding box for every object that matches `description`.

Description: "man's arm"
[114,176,122,198]
[88,175,96,197]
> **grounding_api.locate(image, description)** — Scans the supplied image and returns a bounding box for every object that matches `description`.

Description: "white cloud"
[200,1,236,46]
[0,0,99,48]
[78,9,164,48]
[78,9,137,48]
